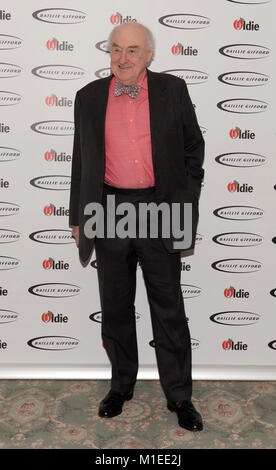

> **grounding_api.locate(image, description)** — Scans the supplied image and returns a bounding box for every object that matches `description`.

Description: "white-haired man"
[69,22,204,431]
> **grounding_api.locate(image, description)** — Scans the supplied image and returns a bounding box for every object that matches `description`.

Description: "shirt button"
[130,119,133,123]
[131,138,135,143]
[134,160,138,163]
[140,180,143,183]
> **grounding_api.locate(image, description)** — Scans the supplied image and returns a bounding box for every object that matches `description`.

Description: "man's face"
[110,24,153,86]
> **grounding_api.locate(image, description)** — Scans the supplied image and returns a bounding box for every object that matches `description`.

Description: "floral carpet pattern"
[0,380,275,449]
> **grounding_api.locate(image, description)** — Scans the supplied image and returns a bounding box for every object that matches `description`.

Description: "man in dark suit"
[69,22,204,432]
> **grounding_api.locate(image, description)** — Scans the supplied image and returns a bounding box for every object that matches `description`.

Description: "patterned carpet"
[0,379,275,449]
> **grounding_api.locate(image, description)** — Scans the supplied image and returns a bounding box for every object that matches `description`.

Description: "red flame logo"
[42,311,53,322]
[229,128,239,139]
[44,150,55,161]
[43,204,54,215]
[224,287,234,298]
[46,38,57,50]
[110,13,121,25]
[222,339,233,350]
[171,43,182,55]
[233,18,244,30]
[227,181,238,192]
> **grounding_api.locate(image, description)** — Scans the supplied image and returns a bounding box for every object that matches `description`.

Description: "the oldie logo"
[89,311,140,323]
[0,91,22,106]
[217,98,268,114]
[0,309,19,324]
[0,202,20,216]
[45,95,72,107]
[31,121,74,136]
[0,34,23,50]
[41,311,68,323]
[46,38,74,51]
[27,336,79,351]
[32,65,85,81]
[30,175,71,190]
[213,205,264,221]
[219,44,270,60]
[222,338,248,351]
[43,204,69,217]
[211,258,262,273]
[159,14,210,29]
[171,43,198,56]
[0,229,20,243]
[227,180,253,193]
[30,229,74,245]
[224,286,249,299]
[0,147,21,162]
[229,127,255,139]
[95,40,109,53]
[213,232,263,247]
[42,258,69,270]
[215,152,266,167]
[0,256,20,270]
[210,311,259,326]
[28,283,81,298]
[110,12,137,24]
[218,71,269,87]
[162,69,208,85]
[181,284,202,298]
[233,18,259,31]
[0,63,22,78]
[32,8,86,24]
[268,340,276,351]
[95,68,112,79]
[44,149,71,162]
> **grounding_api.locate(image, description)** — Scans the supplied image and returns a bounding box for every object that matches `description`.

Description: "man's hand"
[72,226,79,247]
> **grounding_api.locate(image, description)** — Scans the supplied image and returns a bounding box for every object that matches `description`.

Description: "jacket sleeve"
[180,80,205,184]
[69,92,81,226]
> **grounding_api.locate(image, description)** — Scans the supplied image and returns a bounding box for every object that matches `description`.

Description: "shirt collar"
[113,68,148,90]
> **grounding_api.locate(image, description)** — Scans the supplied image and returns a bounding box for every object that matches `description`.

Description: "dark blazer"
[69,68,205,262]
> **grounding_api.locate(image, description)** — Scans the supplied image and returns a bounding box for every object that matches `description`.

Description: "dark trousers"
[94,183,192,402]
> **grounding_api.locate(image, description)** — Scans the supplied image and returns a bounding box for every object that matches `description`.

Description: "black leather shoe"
[167,400,203,431]
[98,389,133,418]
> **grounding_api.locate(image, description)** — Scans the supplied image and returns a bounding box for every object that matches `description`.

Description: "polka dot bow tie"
[114,81,142,99]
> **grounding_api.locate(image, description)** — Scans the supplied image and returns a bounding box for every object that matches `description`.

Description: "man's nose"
[119,50,128,63]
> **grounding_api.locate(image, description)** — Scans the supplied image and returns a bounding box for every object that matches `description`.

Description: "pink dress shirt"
[104,69,155,188]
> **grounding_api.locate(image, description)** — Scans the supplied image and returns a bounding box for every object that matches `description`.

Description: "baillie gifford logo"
[110,12,137,24]
[171,43,198,56]
[229,127,255,139]
[227,180,253,193]
[43,204,69,217]
[45,95,72,107]
[233,18,260,31]
[222,338,248,351]
[46,38,74,51]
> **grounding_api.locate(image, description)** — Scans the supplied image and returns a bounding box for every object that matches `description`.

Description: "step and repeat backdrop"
[0,0,275,379]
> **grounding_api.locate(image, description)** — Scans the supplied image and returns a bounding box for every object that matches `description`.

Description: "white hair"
[107,22,155,60]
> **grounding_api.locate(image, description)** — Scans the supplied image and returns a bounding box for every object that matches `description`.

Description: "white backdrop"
[0,0,275,380]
